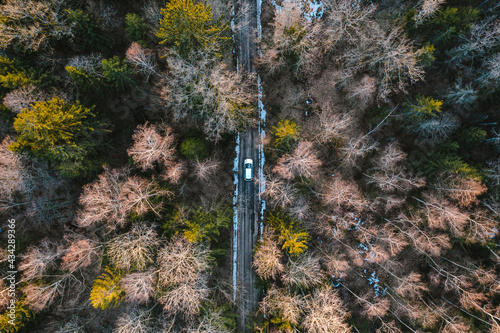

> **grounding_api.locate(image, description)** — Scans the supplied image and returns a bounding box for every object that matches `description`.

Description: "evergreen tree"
[184,206,232,243]
[102,56,135,93]
[65,65,105,99]
[89,267,124,310]
[9,97,104,177]
[125,13,147,41]
[66,9,111,52]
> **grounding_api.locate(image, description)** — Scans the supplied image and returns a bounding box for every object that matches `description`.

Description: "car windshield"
[245,163,251,168]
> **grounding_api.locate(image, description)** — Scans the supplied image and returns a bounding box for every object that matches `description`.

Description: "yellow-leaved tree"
[89,267,124,310]
[271,119,301,151]
[156,0,228,56]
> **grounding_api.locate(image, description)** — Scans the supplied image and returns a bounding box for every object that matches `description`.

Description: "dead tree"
[127,122,176,171]
[273,141,322,180]
[107,225,160,271]
[253,228,285,280]
[302,285,351,333]
[125,43,160,81]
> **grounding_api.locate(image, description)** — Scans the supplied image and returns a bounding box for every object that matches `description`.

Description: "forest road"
[234,0,259,331]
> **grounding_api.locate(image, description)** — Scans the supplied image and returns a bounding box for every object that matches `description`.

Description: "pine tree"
[183,206,232,243]
[9,97,104,177]
[66,9,111,52]
[125,13,147,41]
[102,56,135,93]
[89,267,124,310]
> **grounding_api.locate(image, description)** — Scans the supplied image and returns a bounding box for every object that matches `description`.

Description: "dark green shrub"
[181,137,209,160]
[66,9,112,52]
[102,56,135,93]
[125,13,147,41]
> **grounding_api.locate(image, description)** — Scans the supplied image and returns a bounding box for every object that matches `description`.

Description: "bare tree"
[158,278,210,319]
[161,161,186,185]
[281,253,323,289]
[76,167,129,228]
[389,212,451,257]
[67,54,103,74]
[60,236,101,272]
[107,225,160,271]
[347,75,377,107]
[166,54,256,141]
[128,123,176,171]
[435,174,488,207]
[0,136,31,206]
[365,143,425,194]
[478,53,500,90]
[338,135,378,167]
[259,284,304,327]
[259,0,321,74]
[321,0,374,52]
[302,285,351,333]
[142,0,162,31]
[442,80,478,111]
[414,0,446,25]
[313,106,353,144]
[125,43,160,81]
[409,112,460,143]
[120,270,156,304]
[120,176,171,216]
[3,85,50,114]
[193,159,220,182]
[19,239,63,280]
[157,236,211,318]
[253,228,285,280]
[446,18,500,69]
[343,23,425,99]
[0,0,74,51]
[114,306,162,333]
[322,176,367,213]
[22,273,82,312]
[273,141,322,180]
[77,168,171,229]
[261,174,297,209]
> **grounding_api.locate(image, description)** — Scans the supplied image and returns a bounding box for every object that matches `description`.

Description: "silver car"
[244,159,253,181]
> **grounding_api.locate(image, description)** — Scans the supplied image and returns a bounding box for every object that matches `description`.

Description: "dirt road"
[233,0,260,331]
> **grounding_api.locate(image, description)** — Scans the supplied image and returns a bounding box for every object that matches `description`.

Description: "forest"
[0,0,499,332]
